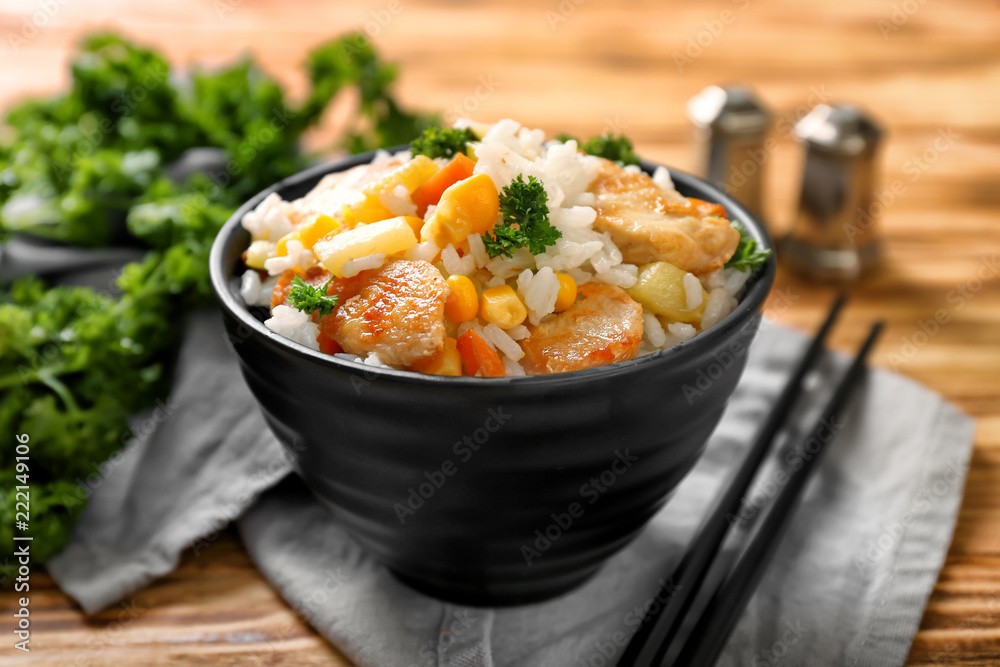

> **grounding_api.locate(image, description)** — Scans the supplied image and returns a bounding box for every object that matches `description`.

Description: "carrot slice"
[411,153,476,217]
[456,329,506,377]
[688,198,728,219]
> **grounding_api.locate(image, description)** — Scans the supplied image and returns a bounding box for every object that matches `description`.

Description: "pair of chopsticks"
[619,295,883,667]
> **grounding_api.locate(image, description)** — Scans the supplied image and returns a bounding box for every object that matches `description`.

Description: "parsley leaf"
[410,127,476,159]
[559,132,640,166]
[286,276,340,316]
[482,175,561,258]
[725,222,772,272]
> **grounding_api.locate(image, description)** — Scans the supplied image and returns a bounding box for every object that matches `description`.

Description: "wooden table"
[2,0,998,664]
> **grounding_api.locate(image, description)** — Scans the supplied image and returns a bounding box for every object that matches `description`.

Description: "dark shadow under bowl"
[209,152,776,606]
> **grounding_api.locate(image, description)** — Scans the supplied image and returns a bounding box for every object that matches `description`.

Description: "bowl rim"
[209,149,776,386]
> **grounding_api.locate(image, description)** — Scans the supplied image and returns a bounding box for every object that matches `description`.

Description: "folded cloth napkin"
[47,309,975,667]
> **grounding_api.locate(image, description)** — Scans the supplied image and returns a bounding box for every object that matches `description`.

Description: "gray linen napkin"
[47,311,974,666]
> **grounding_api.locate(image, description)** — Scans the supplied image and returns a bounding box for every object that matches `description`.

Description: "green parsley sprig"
[286,276,339,317]
[725,222,772,272]
[482,175,561,258]
[410,126,476,159]
[557,132,640,166]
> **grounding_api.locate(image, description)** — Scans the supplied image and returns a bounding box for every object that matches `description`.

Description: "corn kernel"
[297,214,341,249]
[553,273,577,312]
[480,285,527,329]
[420,174,500,248]
[445,275,479,322]
[340,197,394,227]
[275,231,301,257]
[401,215,425,238]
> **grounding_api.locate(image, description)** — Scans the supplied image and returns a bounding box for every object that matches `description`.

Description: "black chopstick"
[670,320,883,666]
[618,294,848,667]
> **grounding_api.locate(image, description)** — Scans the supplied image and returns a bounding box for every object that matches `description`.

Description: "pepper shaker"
[782,104,884,280]
[686,85,771,217]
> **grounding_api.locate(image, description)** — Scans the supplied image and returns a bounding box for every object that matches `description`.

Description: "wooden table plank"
[1,0,998,664]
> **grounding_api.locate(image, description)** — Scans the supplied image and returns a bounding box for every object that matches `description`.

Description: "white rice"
[263,239,316,276]
[683,273,703,310]
[378,184,417,217]
[643,313,667,348]
[506,324,530,340]
[466,233,489,268]
[341,253,387,278]
[502,356,526,376]
[264,305,320,350]
[239,270,262,305]
[482,323,524,361]
[516,267,560,326]
[441,244,476,277]
[242,117,755,369]
[404,240,440,263]
[242,192,293,242]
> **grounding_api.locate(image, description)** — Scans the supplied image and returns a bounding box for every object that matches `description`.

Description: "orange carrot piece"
[411,153,476,217]
[456,329,506,377]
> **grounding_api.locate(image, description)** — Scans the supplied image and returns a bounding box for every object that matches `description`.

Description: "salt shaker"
[686,85,771,217]
[782,104,884,280]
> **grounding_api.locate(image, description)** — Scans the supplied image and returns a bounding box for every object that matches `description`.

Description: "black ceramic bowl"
[209,152,776,606]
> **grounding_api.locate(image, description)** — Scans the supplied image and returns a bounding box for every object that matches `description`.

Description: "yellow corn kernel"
[553,273,577,312]
[314,216,418,277]
[297,214,341,249]
[480,285,527,329]
[340,197,395,227]
[445,275,479,323]
[420,174,500,248]
[415,337,462,377]
[401,215,425,238]
[275,230,301,257]
[361,155,439,196]
[245,240,276,269]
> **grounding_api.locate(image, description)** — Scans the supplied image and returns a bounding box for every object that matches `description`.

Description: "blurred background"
[1,0,998,664]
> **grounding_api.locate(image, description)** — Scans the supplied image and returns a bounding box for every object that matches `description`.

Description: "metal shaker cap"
[783,104,885,280]
[793,104,881,157]
[687,85,771,216]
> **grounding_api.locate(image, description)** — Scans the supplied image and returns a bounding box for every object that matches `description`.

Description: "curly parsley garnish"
[557,132,640,166]
[410,126,476,159]
[725,222,772,272]
[286,275,340,316]
[482,175,562,258]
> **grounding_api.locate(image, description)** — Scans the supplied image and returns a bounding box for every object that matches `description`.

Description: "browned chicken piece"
[286,158,403,224]
[520,282,644,375]
[589,158,740,274]
[324,260,449,369]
